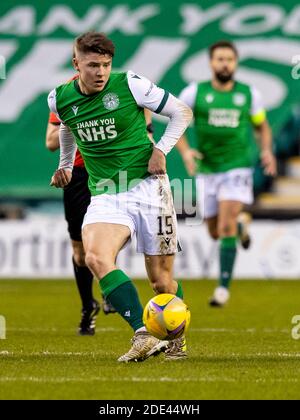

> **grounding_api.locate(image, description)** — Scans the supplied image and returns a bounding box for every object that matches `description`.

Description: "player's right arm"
[46,111,61,151]
[176,135,202,177]
[176,83,202,176]
[48,89,75,188]
[46,122,60,152]
[250,87,277,177]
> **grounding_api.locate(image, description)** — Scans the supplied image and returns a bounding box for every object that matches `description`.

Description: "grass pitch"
[0,279,300,400]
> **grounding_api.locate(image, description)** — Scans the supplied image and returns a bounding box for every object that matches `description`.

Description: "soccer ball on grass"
[143,294,190,340]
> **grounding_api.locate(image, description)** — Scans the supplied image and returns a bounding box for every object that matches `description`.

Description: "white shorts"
[82,175,180,255]
[196,168,254,219]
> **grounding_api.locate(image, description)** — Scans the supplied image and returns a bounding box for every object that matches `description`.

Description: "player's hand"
[261,150,277,177]
[148,147,166,175]
[50,168,72,188]
[181,149,202,177]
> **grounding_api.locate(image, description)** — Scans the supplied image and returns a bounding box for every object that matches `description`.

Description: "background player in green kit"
[48,32,193,361]
[177,40,277,307]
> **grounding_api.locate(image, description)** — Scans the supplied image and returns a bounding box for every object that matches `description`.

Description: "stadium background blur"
[1,0,300,279]
[1,0,300,401]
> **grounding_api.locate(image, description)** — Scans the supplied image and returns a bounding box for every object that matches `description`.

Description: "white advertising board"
[0,218,300,279]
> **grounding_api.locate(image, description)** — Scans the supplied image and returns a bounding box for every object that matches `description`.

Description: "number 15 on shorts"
[157,215,174,236]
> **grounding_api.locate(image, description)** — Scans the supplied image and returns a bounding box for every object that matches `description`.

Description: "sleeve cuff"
[154,144,167,156]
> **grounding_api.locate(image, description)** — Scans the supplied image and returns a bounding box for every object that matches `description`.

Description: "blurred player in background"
[46,83,154,335]
[177,40,277,307]
[48,32,193,361]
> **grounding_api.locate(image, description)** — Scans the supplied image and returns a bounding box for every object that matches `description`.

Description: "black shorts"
[63,166,91,242]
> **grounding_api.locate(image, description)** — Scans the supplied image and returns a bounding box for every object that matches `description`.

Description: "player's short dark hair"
[209,40,238,59]
[74,32,115,58]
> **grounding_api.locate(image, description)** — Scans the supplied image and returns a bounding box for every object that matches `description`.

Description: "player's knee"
[85,252,108,278]
[218,223,234,237]
[85,251,95,270]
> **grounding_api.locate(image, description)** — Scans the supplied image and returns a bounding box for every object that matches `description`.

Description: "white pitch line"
[1,351,300,358]
[191,328,290,333]
[0,351,101,356]
[6,327,291,334]
[0,376,241,384]
[0,376,300,384]
[7,327,123,332]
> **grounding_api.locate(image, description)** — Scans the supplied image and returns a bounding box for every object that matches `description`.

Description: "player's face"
[210,48,237,83]
[73,52,112,94]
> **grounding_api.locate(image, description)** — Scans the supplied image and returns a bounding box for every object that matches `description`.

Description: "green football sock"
[219,236,237,289]
[175,281,184,299]
[99,269,144,332]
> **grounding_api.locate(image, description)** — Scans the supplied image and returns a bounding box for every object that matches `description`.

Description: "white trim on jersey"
[48,89,75,170]
[47,89,63,122]
[178,82,198,109]
[58,124,76,171]
[126,70,166,112]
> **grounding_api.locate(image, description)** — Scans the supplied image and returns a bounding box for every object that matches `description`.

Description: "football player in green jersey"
[177,40,277,307]
[46,107,153,335]
[48,32,193,361]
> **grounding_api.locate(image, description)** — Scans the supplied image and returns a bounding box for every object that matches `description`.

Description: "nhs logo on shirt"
[76,118,117,141]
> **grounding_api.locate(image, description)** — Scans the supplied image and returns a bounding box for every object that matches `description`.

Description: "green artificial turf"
[0,279,300,400]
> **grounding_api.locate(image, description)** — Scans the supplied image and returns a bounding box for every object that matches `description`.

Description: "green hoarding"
[0,0,300,198]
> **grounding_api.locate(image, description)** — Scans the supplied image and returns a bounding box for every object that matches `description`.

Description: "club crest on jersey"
[71,105,78,115]
[205,94,214,103]
[233,93,246,106]
[103,93,120,110]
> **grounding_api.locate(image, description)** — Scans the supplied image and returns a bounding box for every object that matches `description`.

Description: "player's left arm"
[254,119,277,176]
[127,71,193,175]
[176,83,202,177]
[251,87,277,177]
